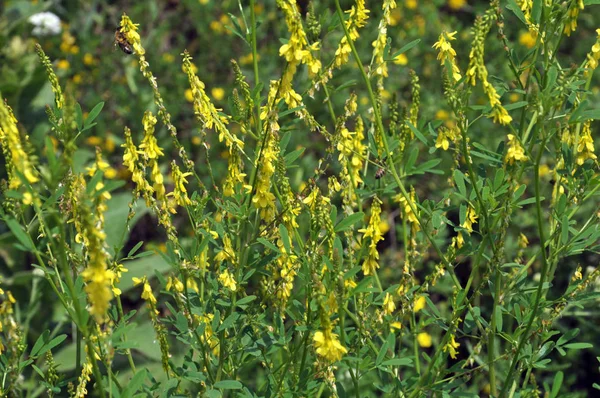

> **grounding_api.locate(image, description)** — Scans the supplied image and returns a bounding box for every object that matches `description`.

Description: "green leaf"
[504,101,528,111]
[550,371,563,398]
[279,224,291,254]
[406,121,428,145]
[561,214,569,245]
[121,369,148,398]
[563,342,593,350]
[454,169,467,198]
[84,101,105,127]
[284,147,305,166]
[388,39,421,60]
[214,380,243,389]
[257,237,279,252]
[5,218,35,251]
[236,295,257,307]
[334,212,364,233]
[381,358,413,367]
[506,0,527,25]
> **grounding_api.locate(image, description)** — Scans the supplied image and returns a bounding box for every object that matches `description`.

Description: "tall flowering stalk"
[465,2,512,125]
[432,31,462,82]
[358,197,383,276]
[68,175,114,323]
[0,99,39,189]
[371,0,397,92]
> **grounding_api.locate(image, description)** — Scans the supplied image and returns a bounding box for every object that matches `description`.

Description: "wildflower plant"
[1,1,600,397]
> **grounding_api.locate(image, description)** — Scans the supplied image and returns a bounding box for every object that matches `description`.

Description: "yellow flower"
[383,292,396,315]
[393,53,408,65]
[56,59,70,70]
[519,31,536,48]
[185,88,194,102]
[462,206,478,234]
[443,335,460,359]
[358,198,384,275]
[432,31,461,81]
[83,53,95,66]
[505,134,527,165]
[166,276,184,293]
[448,0,466,10]
[22,192,33,205]
[406,0,417,10]
[518,233,529,248]
[313,328,348,362]
[417,332,432,348]
[133,276,157,305]
[211,87,225,101]
[390,321,402,331]
[218,269,237,292]
[414,295,426,312]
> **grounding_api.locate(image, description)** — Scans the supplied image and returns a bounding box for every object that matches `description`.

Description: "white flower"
[28,12,62,36]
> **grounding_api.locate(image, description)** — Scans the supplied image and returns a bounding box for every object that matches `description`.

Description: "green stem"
[498,133,550,398]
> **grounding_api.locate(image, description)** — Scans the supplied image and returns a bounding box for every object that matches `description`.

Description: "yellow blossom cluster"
[218,269,237,292]
[183,51,246,196]
[454,205,478,249]
[69,175,115,323]
[383,292,396,315]
[277,0,321,77]
[575,121,597,166]
[393,189,420,236]
[333,0,369,69]
[0,98,39,189]
[443,335,461,359]
[563,0,584,37]
[505,134,527,165]
[466,11,512,125]
[253,82,281,221]
[167,161,192,212]
[435,125,460,151]
[313,326,348,362]
[371,0,398,87]
[432,31,462,82]
[358,197,384,275]
[585,29,600,72]
[215,234,237,265]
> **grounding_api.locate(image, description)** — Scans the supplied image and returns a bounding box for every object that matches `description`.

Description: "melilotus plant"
[1,0,600,396]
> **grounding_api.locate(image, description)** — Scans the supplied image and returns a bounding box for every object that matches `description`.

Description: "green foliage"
[1,0,600,397]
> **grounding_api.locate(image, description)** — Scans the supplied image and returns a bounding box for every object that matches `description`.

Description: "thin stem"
[499,133,550,398]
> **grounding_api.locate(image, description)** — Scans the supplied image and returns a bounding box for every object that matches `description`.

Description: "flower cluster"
[466,7,512,125]
[333,0,369,69]
[563,0,584,37]
[0,99,39,189]
[432,31,462,82]
[585,29,600,72]
[371,0,398,90]
[313,326,348,363]
[505,134,527,165]
[69,175,114,323]
[358,197,384,276]
[277,0,321,77]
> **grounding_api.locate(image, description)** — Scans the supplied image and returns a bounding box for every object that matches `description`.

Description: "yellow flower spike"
[414,295,426,312]
[35,45,64,109]
[0,99,39,188]
[383,292,396,315]
[432,31,462,82]
[417,332,432,348]
[313,327,348,362]
[443,335,460,358]
[505,134,527,165]
[371,0,398,92]
[358,197,384,275]
[218,269,237,292]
